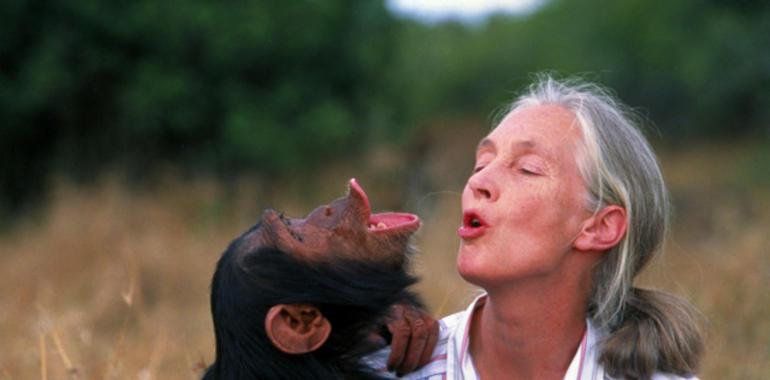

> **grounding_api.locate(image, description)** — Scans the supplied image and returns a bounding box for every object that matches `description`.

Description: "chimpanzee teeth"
[367,222,388,230]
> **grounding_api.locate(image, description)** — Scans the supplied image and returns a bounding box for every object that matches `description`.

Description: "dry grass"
[0,132,768,379]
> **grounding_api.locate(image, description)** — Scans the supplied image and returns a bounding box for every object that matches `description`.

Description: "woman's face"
[457,104,592,287]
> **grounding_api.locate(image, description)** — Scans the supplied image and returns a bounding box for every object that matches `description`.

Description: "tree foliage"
[1,0,768,215]
[391,0,770,139]
[0,0,398,212]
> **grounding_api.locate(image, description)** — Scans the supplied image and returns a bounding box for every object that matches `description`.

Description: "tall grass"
[0,135,767,378]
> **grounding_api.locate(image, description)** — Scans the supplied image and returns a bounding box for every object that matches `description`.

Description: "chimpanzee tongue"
[348,178,420,232]
[348,178,372,216]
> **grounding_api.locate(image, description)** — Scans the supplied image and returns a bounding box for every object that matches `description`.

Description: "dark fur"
[204,223,420,379]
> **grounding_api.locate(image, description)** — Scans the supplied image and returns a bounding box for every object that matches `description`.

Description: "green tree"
[0,0,399,215]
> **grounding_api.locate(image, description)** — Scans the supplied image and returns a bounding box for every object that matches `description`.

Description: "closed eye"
[290,230,303,242]
[517,156,546,176]
[520,167,541,175]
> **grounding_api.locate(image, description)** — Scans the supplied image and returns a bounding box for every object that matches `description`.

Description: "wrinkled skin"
[248,178,420,267]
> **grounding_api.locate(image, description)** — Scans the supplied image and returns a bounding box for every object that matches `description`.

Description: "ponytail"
[512,75,705,378]
[599,288,704,380]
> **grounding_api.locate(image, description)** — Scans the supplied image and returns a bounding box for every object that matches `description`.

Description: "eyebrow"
[476,138,537,153]
[477,138,494,152]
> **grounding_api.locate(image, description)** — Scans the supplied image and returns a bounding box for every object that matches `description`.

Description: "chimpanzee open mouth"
[206,178,426,380]
[349,179,420,234]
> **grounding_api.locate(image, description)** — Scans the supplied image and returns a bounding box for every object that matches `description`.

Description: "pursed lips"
[458,209,488,240]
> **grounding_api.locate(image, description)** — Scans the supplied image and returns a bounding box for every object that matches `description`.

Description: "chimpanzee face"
[244,179,420,266]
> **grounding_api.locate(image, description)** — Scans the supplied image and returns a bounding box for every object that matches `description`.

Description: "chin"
[456,246,487,286]
[456,245,537,289]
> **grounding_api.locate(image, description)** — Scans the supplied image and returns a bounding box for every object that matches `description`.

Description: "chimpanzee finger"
[418,317,439,367]
[386,305,410,371]
[394,307,430,375]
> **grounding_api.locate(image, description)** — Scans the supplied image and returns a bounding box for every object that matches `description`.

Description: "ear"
[265,304,331,354]
[574,205,628,252]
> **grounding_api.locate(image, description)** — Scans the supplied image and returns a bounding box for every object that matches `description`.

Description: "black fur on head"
[204,222,420,380]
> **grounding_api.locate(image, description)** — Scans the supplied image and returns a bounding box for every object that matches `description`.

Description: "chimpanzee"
[204,179,436,379]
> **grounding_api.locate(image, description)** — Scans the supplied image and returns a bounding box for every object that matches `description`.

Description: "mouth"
[349,179,420,234]
[458,210,487,240]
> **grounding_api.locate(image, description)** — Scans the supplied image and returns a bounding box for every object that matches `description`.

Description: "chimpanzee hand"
[385,303,439,376]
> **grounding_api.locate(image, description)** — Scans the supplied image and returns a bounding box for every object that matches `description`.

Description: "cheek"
[536,187,588,245]
[555,176,590,220]
[504,182,554,220]
[500,183,578,246]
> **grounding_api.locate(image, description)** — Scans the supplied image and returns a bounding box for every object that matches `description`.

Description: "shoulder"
[586,322,700,380]
[398,310,464,379]
[365,308,470,379]
[436,308,466,333]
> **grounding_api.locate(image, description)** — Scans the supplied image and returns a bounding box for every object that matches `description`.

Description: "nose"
[305,204,335,225]
[467,169,498,202]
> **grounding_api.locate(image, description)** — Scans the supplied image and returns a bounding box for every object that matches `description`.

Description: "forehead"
[481,104,582,154]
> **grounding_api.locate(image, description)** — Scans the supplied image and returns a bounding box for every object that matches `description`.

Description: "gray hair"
[508,75,703,379]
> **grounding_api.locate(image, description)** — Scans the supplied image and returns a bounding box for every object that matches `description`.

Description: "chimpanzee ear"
[265,304,331,354]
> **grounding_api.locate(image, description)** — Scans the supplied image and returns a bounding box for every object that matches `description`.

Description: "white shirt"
[365,294,698,380]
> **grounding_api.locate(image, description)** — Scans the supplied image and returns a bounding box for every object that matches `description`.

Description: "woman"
[387,76,704,380]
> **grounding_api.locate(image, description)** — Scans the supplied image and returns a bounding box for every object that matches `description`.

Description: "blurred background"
[1,0,768,378]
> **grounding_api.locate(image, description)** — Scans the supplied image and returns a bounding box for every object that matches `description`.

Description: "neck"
[470,260,594,380]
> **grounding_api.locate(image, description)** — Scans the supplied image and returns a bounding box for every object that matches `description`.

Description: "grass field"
[1,131,768,379]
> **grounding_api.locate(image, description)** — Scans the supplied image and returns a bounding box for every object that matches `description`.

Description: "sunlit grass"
[0,136,767,378]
